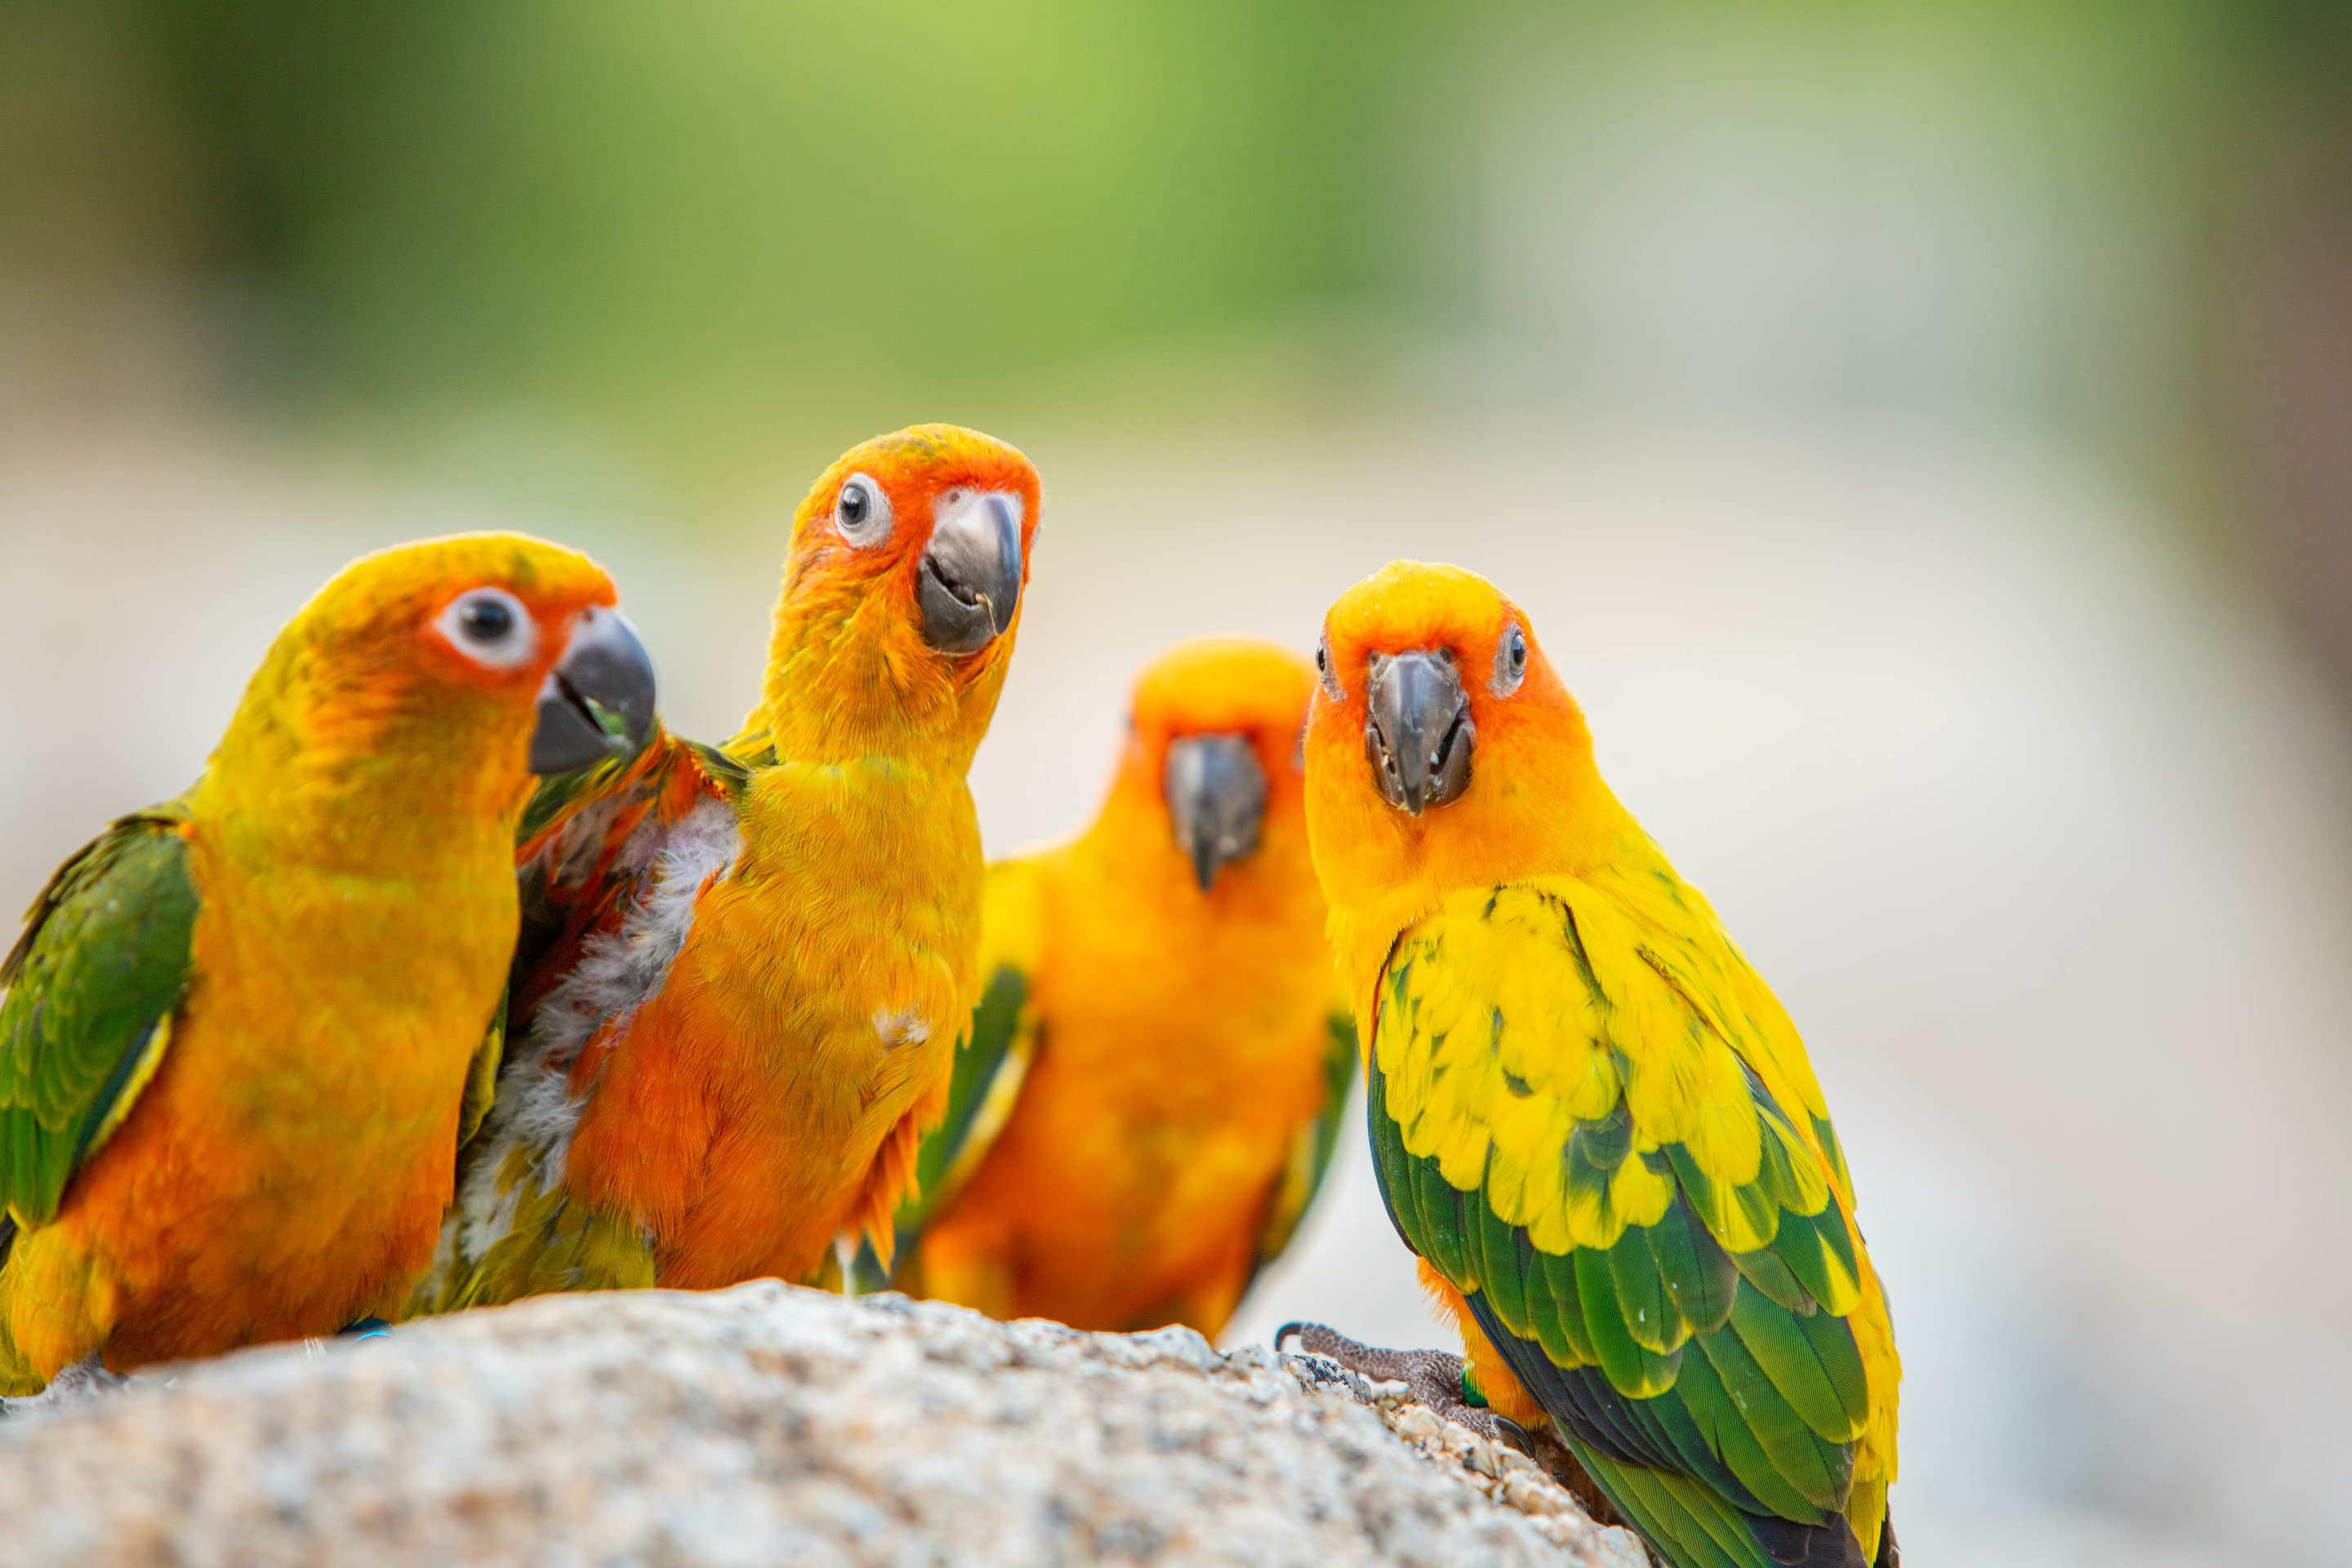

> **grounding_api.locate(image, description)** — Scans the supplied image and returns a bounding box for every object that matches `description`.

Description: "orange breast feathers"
[23,840,519,1370]
[911,639,1343,1336]
[559,755,990,1288]
[438,425,1043,1301]
[2,533,639,1383]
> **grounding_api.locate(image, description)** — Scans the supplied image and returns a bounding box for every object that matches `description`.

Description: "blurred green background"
[11,0,1442,462]
[7,3,2343,492]
[5,5,2351,1566]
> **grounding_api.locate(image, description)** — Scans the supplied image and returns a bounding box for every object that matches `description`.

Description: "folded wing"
[1367,880,1897,1568]
[0,806,199,1245]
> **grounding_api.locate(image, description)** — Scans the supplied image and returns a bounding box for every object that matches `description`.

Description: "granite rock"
[0,1282,1650,1567]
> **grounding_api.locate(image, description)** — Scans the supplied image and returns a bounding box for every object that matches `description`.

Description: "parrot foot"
[0,1354,125,1418]
[1275,1321,1533,1455]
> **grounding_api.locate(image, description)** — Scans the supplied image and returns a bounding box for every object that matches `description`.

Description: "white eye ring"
[437,587,537,670]
[1315,635,1344,702]
[834,472,894,547]
[1491,622,1528,697]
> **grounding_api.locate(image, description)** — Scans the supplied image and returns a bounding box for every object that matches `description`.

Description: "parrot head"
[1304,560,1610,909]
[1116,639,1318,895]
[760,424,1040,757]
[229,532,657,815]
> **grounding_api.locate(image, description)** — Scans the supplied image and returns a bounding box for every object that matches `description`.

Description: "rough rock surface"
[0,1282,1650,1566]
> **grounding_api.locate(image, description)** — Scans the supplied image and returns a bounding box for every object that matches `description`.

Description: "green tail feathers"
[1572,1445,1874,1568]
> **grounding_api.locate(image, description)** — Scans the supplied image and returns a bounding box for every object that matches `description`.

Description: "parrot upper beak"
[917,491,1024,657]
[529,607,657,774]
[1164,733,1268,893]
[1365,649,1472,816]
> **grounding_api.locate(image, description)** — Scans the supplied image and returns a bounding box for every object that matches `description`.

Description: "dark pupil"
[461,597,514,642]
[1316,644,1328,671]
[1512,636,1525,670]
[841,485,869,526]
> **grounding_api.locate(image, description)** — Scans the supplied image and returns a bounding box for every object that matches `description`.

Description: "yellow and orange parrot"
[1284,562,1900,1568]
[0,534,653,1396]
[870,639,1356,1338]
[422,424,1040,1307]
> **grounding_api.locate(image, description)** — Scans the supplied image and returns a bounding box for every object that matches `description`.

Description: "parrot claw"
[0,1354,125,1418]
[1274,1321,1533,1455]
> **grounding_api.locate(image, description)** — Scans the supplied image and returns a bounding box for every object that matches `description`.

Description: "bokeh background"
[6,4,2350,1562]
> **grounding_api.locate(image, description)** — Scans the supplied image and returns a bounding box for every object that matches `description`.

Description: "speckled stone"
[0,1281,1650,1567]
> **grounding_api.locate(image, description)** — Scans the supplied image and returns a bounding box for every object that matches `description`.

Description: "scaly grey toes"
[1275,1321,1437,1384]
[1274,1322,1530,1453]
[0,1354,124,1418]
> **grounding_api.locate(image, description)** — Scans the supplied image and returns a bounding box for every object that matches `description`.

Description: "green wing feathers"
[852,961,1036,1293]
[456,993,506,1155]
[852,853,1051,1295]
[0,807,198,1232]
[1250,1008,1359,1273]
[1367,880,1895,1568]
[412,1141,657,1316]
[913,963,1036,1234]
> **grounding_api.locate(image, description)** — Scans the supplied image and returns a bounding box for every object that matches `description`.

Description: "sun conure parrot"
[864,638,1356,1338]
[420,425,1040,1308]
[1282,561,1901,1568]
[0,534,656,1396]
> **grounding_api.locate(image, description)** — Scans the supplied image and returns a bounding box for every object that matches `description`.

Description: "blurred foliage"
[7,1,1453,448]
[0,0,2343,477]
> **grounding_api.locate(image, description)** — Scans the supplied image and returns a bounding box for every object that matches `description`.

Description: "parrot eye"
[1316,635,1344,702]
[1491,622,1528,697]
[437,587,537,670]
[834,473,893,547]
[465,599,510,639]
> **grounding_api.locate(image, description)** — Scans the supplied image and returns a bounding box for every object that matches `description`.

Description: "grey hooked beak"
[1365,650,1472,815]
[529,607,657,774]
[917,492,1023,656]
[1165,733,1268,893]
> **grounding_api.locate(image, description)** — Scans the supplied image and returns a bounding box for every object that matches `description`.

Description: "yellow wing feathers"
[1379,879,1845,1262]
[1372,874,1898,1526]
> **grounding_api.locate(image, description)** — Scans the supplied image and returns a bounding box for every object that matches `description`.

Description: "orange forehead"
[1321,559,1526,679]
[795,423,1041,547]
[1129,638,1316,737]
